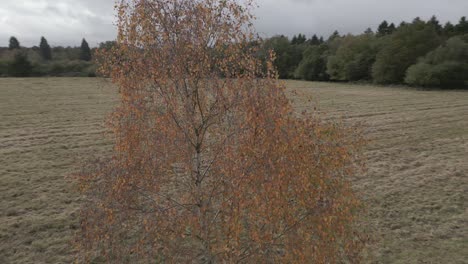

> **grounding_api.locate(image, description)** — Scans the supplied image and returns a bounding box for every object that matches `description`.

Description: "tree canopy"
[327,34,377,81]
[76,0,366,262]
[372,20,441,84]
[405,35,468,88]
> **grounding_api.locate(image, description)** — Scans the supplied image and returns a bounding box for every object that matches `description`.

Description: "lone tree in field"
[9,36,20,50]
[79,38,91,61]
[39,36,52,60]
[76,0,365,262]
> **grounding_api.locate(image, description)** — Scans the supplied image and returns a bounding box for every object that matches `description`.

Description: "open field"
[1,78,467,263]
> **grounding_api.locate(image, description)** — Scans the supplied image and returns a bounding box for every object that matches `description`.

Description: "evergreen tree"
[80,38,92,61]
[319,36,324,43]
[291,34,306,45]
[299,34,306,44]
[291,35,298,45]
[328,30,340,41]
[364,27,374,35]
[309,34,320,45]
[388,23,396,34]
[377,20,389,36]
[444,22,456,36]
[39,36,52,60]
[412,17,423,24]
[428,15,442,33]
[9,36,20,50]
[455,16,468,34]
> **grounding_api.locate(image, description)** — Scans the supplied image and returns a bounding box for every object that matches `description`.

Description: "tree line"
[261,16,468,89]
[0,37,95,77]
[1,15,467,88]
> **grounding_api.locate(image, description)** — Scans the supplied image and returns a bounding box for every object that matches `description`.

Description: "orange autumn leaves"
[76,0,366,262]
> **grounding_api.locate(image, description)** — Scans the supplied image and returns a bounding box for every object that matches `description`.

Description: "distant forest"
[265,16,468,89]
[1,15,467,89]
[0,37,97,77]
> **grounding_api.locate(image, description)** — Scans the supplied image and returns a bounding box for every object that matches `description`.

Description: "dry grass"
[0,78,116,263]
[287,81,468,264]
[0,78,467,263]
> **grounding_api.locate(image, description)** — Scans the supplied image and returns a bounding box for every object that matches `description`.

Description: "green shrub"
[405,35,468,88]
[0,60,8,76]
[405,63,439,87]
[31,60,96,77]
[432,62,468,87]
[8,52,33,77]
[405,62,468,88]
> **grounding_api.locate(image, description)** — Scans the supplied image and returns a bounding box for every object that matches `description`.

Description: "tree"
[291,34,306,45]
[0,61,7,77]
[376,20,389,36]
[262,35,291,78]
[388,23,396,34]
[319,36,324,43]
[9,36,20,50]
[444,22,456,36]
[94,41,118,77]
[327,34,377,81]
[405,61,468,88]
[413,17,423,23]
[364,27,374,35]
[8,52,33,77]
[76,0,366,262]
[372,20,441,84]
[405,35,468,88]
[79,38,92,61]
[39,36,52,60]
[328,30,341,41]
[308,34,320,45]
[376,20,396,37]
[262,35,304,79]
[455,16,468,35]
[98,40,116,51]
[428,15,442,33]
[294,44,329,81]
[377,21,396,36]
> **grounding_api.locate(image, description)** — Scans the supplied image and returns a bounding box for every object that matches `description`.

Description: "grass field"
[1,78,467,263]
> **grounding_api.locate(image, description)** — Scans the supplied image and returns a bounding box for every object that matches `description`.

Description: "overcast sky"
[1,0,467,47]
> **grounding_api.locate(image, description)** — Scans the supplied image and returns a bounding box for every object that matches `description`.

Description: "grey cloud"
[0,0,116,47]
[255,0,468,38]
[1,0,467,47]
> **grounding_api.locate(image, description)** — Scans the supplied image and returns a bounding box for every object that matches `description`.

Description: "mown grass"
[0,78,467,263]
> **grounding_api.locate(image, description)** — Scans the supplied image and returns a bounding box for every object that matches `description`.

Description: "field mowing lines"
[319,102,468,118]
[1,79,467,264]
[0,128,107,142]
[367,117,468,136]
